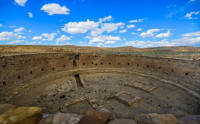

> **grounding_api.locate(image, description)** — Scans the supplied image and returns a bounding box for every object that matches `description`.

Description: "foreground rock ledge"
[0,106,42,124]
[0,104,200,124]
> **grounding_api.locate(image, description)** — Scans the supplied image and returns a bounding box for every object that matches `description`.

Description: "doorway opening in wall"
[74,74,84,88]
[73,60,77,67]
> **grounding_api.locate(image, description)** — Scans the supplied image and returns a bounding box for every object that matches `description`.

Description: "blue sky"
[0,0,200,48]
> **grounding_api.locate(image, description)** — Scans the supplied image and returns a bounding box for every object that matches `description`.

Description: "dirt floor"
[12,72,200,118]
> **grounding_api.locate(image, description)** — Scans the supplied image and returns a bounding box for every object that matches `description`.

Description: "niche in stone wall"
[30,71,33,74]
[18,76,21,79]
[52,67,55,71]
[42,68,44,71]
[74,54,79,60]
[94,56,98,60]
[3,81,6,86]
[185,72,189,76]
[73,60,77,67]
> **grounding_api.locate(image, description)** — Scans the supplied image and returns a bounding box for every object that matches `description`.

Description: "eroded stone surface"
[108,119,137,124]
[52,113,83,124]
[178,115,200,124]
[135,114,154,124]
[0,104,16,114]
[78,109,111,124]
[135,113,178,124]
[149,113,178,124]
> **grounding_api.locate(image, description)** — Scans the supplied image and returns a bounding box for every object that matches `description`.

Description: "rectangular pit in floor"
[125,81,159,94]
[114,91,141,106]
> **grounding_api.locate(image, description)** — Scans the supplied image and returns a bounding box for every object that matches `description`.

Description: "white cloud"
[171,31,200,44]
[140,29,161,38]
[129,18,145,23]
[32,33,57,41]
[137,28,142,31]
[79,41,86,44]
[9,25,17,28]
[181,31,200,37]
[97,43,103,47]
[9,40,24,44]
[89,35,121,45]
[131,32,136,35]
[119,29,127,33]
[41,3,70,15]
[172,37,200,44]
[101,22,124,33]
[156,31,172,38]
[28,12,33,18]
[105,41,116,44]
[127,24,136,29]
[189,0,196,2]
[90,22,124,36]
[26,41,38,45]
[62,16,124,36]
[184,11,199,19]
[125,39,177,48]
[32,36,42,40]
[16,34,26,39]
[14,27,25,33]
[41,33,57,41]
[0,30,26,41]
[56,35,72,45]
[0,31,14,41]
[62,19,99,34]
[15,0,27,6]
[0,24,3,27]
[98,16,112,23]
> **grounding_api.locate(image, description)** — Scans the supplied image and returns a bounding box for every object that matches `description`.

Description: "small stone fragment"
[108,118,137,124]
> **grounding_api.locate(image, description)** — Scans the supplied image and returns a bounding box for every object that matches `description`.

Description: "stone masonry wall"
[0,53,199,90]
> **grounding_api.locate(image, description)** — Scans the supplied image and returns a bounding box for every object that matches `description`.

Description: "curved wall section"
[0,53,200,91]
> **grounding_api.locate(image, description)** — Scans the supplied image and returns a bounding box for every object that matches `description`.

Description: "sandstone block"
[108,118,137,124]
[52,113,83,124]
[149,113,178,124]
[0,107,42,124]
[135,113,178,124]
[78,109,111,124]
[0,104,16,114]
[178,115,200,124]
[135,114,154,124]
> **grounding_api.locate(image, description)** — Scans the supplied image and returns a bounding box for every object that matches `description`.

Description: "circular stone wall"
[0,53,200,118]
